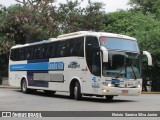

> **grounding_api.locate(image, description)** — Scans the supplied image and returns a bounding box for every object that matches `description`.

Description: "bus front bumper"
[101,87,142,96]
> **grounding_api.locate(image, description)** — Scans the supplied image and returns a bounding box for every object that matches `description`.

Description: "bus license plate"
[122,90,128,94]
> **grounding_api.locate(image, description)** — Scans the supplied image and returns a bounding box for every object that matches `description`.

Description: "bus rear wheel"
[73,82,82,100]
[105,95,114,102]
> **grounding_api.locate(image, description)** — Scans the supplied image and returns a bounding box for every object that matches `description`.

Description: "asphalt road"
[0,87,160,111]
[0,87,160,120]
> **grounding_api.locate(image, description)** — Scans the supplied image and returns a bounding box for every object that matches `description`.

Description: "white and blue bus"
[9,31,152,101]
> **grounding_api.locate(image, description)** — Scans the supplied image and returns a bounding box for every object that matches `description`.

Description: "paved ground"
[0,87,160,111]
[0,86,160,120]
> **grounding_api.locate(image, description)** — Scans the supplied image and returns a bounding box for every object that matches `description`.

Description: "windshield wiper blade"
[115,69,123,78]
[130,65,137,79]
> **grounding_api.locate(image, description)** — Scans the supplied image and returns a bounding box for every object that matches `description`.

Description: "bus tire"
[105,95,114,102]
[74,82,82,100]
[44,90,56,95]
[21,79,29,94]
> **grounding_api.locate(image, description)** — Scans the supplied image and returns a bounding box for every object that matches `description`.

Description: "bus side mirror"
[143,51,152,66]
[100,46,108,62]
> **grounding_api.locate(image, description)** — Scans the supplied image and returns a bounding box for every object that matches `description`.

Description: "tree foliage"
[0,1,59,44]
[57,0,105,33]
[129,0,160,18]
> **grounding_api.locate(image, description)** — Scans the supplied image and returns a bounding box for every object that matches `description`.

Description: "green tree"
[57,0,106,33]
[0,0,59,44]
[83,0,106,31]
[129,0,160,18]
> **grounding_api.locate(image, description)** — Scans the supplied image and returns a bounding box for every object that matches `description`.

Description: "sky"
[0,0,131,13]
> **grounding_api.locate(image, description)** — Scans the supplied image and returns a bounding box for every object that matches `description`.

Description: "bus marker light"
[137,85,141,88]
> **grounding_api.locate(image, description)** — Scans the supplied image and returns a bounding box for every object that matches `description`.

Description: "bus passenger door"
[83,36,101,94]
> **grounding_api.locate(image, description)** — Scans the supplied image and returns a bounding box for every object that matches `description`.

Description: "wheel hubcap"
[74,86,77,98]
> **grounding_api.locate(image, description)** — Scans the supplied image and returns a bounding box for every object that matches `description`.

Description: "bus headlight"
[102,89,109,93]
[108,83,113,87]
[102,89,107,93]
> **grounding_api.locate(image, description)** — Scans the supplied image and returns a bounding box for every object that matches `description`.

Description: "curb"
[141,92,160,94]
[0,85,19,89]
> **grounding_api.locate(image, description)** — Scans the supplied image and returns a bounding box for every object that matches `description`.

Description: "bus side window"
[69,37,84,57]
[26,47,33,60]
[45,42,56,58]
[69,39,78,56]
[34,45,41,59]
[40,44,47,59]
[15,49,20,61]
[78,37,84,57]
[19,48,26,60]
[10,49,18,61]
[58,41,69,57]
[85,36,101,76]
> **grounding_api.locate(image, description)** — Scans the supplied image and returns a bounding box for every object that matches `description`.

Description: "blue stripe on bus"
[10,62,64,71]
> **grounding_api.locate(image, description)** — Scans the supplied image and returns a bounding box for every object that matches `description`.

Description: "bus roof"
[11,31,136,49]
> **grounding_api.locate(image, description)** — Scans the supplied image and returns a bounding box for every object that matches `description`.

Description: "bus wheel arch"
[20,77,35,94]
[70,79,82,100]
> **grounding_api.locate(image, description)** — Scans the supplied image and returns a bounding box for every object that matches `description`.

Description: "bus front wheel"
[21,79,29,94]
[73,82,82,100]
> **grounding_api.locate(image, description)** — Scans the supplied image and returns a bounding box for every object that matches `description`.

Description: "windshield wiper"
[115,69,124,78]
[130,65,137,79]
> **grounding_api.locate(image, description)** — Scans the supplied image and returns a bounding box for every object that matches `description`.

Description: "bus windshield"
[100,37,140,52]
[102,51,141,79]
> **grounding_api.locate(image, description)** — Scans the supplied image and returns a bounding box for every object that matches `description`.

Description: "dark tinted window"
[10,49,18,61]
[26,46,33,60]
[41,45,47,59]
[58,41,69,57]
[85,36,101,76]
[10,37,84,61]
[19,48,26,60]
[46,42,57,58]
[34,45,41,59]
[69,37,84,57]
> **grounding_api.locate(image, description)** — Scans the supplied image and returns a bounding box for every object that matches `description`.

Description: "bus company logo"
[92,76,97,82]
[68,61,80,69]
